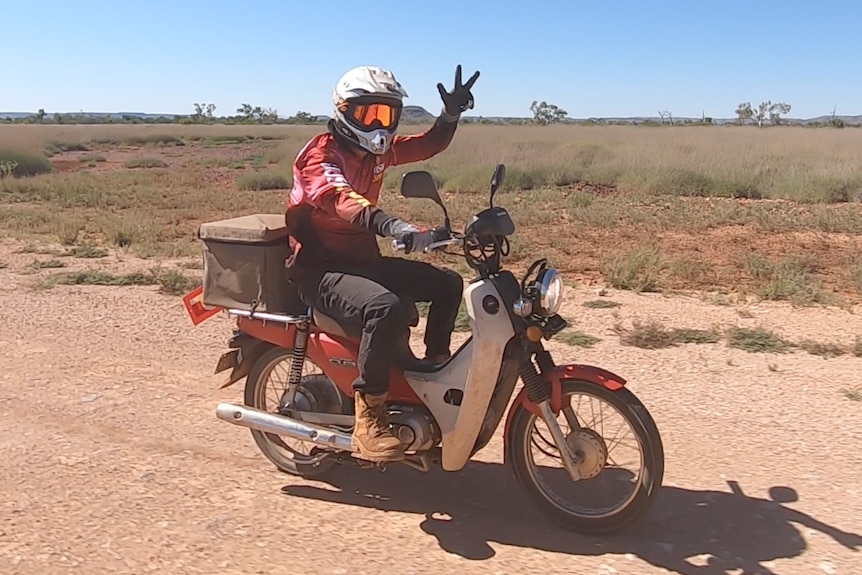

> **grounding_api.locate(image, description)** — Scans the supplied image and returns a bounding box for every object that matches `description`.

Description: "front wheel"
[506,379,664,533]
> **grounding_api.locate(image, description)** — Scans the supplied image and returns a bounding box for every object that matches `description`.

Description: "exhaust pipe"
[216,402,353,452]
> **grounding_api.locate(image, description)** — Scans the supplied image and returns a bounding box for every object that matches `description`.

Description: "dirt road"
[2,238,861,575]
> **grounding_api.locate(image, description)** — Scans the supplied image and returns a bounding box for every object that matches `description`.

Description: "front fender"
[503,364,627,451]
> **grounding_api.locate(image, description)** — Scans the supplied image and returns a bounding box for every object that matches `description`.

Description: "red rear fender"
[235,317,422,404]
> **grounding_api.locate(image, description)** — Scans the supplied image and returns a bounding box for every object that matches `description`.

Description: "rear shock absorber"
[281,315,310,410]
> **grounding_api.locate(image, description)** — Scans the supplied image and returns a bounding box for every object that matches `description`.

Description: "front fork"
[519,341,584,482]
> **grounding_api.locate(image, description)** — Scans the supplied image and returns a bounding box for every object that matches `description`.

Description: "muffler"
[216,402,353,452]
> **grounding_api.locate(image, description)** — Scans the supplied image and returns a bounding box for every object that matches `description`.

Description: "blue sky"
[3,0,861,118]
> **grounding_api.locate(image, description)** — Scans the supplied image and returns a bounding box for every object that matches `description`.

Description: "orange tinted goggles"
[348,102,401,129]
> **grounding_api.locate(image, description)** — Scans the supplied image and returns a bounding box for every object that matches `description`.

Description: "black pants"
[291,257,463,395]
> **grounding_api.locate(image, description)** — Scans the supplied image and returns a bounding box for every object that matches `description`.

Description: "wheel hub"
[565,428,608,480]
[279,388,315,414]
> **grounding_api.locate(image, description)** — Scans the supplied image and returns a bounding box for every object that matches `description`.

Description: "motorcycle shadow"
[280,460,861,575]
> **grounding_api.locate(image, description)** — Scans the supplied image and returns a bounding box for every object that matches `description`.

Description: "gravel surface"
[2,237,861,575]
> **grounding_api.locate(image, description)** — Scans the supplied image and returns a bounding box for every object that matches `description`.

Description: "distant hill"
[1,106,860,126]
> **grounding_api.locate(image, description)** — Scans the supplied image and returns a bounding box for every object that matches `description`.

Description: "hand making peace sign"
[437,65,481,116]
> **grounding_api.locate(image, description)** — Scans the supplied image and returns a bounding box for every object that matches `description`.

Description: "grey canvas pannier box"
[198,213,301,313]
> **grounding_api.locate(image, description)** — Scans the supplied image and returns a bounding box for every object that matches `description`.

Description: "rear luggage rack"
[227,308,310,326]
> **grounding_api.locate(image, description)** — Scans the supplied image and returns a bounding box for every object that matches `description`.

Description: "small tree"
[530,100,568,125]
[829,106,845,129]
[285,111,316,124]
[192,103,216,123]
[735,102,753,125]
[657,108,674,126]
[236,104,277,123]
[768,102,791,125]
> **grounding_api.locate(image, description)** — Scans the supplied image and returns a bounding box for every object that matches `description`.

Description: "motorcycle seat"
[311,299,420,340]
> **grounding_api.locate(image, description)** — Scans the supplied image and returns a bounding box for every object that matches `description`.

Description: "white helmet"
[331,65,408,155]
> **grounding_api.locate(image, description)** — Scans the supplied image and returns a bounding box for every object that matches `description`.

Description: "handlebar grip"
[392,239,406,252]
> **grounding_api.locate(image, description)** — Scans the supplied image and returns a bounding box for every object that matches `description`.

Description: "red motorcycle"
[185,164,664,533]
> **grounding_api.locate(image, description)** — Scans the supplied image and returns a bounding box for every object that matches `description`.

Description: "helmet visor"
[344,100,402,131]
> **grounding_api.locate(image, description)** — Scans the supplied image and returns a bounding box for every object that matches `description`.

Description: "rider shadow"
[280,461,861,575]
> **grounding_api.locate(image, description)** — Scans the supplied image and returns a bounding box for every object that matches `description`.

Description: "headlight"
[537,268,564,315]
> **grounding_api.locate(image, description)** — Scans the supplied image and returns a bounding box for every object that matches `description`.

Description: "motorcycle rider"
[284,64,480,462]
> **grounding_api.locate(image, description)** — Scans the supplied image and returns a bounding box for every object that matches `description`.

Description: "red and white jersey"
[285,118,457,270]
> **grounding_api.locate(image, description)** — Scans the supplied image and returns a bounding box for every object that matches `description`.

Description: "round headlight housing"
[537,268,564,316]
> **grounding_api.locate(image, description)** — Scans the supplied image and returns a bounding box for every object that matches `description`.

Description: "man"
[285,64,480,462]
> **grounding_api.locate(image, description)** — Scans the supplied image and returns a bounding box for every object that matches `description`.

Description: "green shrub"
[0,149,53,177]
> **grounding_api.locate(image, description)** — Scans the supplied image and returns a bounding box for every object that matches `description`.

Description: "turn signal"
[526,326,544,342]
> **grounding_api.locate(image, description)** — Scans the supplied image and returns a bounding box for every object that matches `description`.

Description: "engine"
[386,404,440,452]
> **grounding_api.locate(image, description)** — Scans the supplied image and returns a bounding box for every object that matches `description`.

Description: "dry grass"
[2,123,862,202]
[236,171,291,191]
[1,123,862,303]
[124,157,169,169]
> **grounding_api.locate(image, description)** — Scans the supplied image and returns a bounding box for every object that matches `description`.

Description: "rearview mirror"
[401,171,441,203]
[400,170,450,228]
[489,163,506,207]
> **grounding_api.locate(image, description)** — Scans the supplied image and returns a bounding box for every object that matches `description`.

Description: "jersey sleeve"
[390,114,458,166]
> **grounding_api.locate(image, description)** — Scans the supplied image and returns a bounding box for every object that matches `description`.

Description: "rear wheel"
[243,346,349,478]
[506,379,664,533]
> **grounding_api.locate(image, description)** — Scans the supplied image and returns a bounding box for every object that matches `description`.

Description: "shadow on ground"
[280,461,861,575]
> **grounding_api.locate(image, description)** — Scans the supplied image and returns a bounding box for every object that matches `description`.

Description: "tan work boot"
[351,392,405,462]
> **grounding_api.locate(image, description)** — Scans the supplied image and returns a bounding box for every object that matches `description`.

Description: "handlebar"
[391,237,462,253]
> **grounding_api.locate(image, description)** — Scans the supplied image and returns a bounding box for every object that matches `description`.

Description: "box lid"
[198,213,288,243]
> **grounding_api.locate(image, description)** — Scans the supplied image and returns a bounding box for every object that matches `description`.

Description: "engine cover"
[386,404,439,452]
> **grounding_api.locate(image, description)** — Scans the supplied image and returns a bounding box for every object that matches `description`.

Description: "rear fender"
[503,364,627,451]
[215,331,274,389]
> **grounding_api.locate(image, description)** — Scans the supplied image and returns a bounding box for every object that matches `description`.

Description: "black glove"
[403,226,450,254]
[437,65,480,118]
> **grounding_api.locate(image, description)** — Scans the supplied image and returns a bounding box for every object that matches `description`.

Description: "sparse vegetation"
[124,157,168,169]
[558,330,601,347]
[0,123,861,303]
[583,299,621,309]
[745,254,835,306]
[78,154,106,163]
[615,319,722,349]
[601,246,663,293]
[44,267,200,296]
[615,319,677,349]
[671,327,721,344]
[33,258,66,269]
[798,339,847,358]
[49,269,158,287]
[64,245,108,258]
[236,172,291,191]
[725,326,792,354]
[0,149,53,177]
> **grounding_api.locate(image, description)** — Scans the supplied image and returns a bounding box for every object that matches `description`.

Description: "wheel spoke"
[562,405,580,430]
